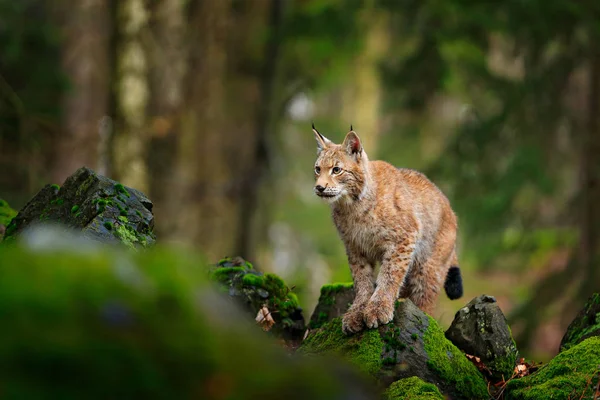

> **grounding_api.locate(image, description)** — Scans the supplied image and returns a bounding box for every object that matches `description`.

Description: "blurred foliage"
[0,243,375,399]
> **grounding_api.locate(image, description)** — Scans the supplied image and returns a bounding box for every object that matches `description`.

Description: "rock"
[210,256,306,343]
[559,292,600,352]
[300,299,489,400]
[445,294,518,381]
[505,336,600,400]
[382,377,444,400]
[0,198,17,240]
[0,244,377,400]
[3,167,155,250]
[309,282,355,329]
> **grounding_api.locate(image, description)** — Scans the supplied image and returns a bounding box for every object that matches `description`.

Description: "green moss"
[383,377,444,400]
[70,205,79,214]
[506,337,600,400]
[95,199,112,214]
[114,183,130,198]
[382,326,406,359]
[242,274,264,287]
[135,210,142,218]
[103,221,113,231]
[320,282,353,296]
[411,333,419,341]
[50,198,64,206]
[423,316,488,400]
[50,184,60,191]
[210,267,246,283]
[300,318,384,376]
[118,216,128,223]
[114,224,146,250]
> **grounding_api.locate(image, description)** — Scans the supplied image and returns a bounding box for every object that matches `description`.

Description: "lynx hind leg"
[404,244,454,316]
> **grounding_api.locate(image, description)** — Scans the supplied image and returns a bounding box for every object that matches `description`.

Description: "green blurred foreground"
[0,242,374,400]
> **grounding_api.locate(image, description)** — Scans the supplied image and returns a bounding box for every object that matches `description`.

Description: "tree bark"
[169,0,231,259]
[52,0,110,184]
[112,0,150,193]
[147,0,187,238]
[235,0,286,260]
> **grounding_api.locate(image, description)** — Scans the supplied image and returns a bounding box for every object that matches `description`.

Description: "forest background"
[1,0,600,361]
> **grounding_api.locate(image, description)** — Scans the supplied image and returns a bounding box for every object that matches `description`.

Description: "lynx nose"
[315,185,326,193]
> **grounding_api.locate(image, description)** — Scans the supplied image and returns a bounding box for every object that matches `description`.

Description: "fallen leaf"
[255,306,275,331]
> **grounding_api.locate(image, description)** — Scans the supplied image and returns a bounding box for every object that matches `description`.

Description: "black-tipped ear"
[342,130,362,156]
[350,124,353,131]
[312,123,332,153]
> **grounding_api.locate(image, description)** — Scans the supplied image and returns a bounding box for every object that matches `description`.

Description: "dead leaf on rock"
[256,306,275,331]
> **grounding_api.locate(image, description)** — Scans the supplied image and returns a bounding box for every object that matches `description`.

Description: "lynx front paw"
[363,300,395,329]
[342,309,365,335]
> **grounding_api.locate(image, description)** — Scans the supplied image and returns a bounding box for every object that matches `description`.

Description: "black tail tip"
[444,266,463,300]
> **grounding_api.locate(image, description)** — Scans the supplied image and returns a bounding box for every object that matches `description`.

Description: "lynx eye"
[332,166,342,174]
[315,166,321,174]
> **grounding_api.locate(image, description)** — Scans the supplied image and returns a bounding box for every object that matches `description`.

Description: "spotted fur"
[312,126,463,334]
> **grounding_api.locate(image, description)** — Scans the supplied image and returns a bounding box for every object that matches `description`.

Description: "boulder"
[0,243,377,400]
[0,198,17,240]
[3,167,155,250]
[382,377,444,400]
[300,299,489,400]
[505,336,600,400]
[445,294,518,381]
[309,282,355,329]
[559,292,600,352]
[210,257,306,343]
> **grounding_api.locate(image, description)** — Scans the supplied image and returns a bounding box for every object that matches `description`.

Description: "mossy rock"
[505,336,600,400]
[309,282,355,329]
[0,244,377,399]
[559,293,600,352]
[210,256,305,343]
[445,295,518,382]
[3,167,155,250]
[382,377,444,400]
[300,300,489,400]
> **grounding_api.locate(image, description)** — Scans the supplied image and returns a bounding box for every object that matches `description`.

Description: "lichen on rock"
[0,199,17,240]
[506,336,600,400]
[445,294,519,381]
[382,377,444,400]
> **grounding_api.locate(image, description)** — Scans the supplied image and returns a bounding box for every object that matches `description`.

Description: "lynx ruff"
[312,124,463,335]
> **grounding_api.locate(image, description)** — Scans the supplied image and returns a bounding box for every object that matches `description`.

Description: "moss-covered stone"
[0,245,376,399]
[309,282,355,329]
[4,167,155,249]
[424,316,489,399]
[445,295,518,382]
[506,336,600,399]
[300,317,384,376]
[383,377,444,400]
[559,293,600,352]
[302,299,488,399]
[209,257,305,342]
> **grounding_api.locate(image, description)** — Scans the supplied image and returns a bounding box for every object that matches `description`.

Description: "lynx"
[312,124,463,334]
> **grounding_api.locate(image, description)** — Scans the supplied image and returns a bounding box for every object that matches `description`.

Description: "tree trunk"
[52,0,110,184]
[112,0,150,193]
[341,3,388,155]
[169,0,231,259]
[578,49,600,298]
[147,0,187,238]
[235,0,286,260]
